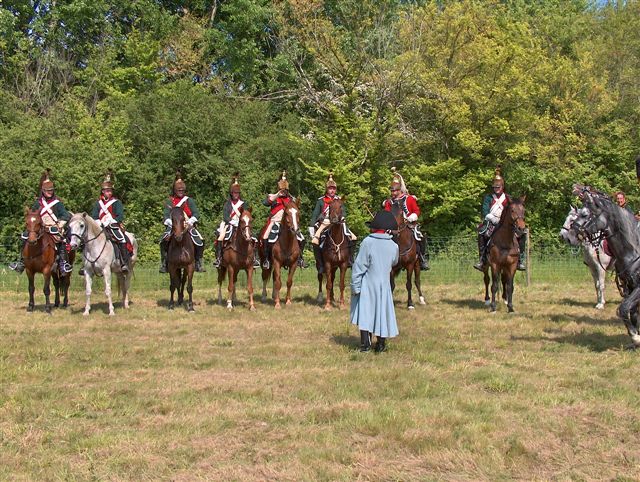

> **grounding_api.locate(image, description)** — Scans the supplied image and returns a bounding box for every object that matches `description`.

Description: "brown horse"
[167,206,195,311]
[217,207,256,311]
[482,196,526,313]
[314,198,350,310]
[259,198,302,308]
[389,206,426,310]
[22,209,74,312]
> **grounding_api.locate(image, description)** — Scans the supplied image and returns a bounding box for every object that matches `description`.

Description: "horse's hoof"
[168,305,174,311]
[324,305,331,311]
[419,296,426,305]
[274,304,281,310]
[595,303,604,310]
[339,303,345,310]
[261,296,267,304]
[26,305,34,313]
[407,305,415,310]
[45,307,52,315]
[286,299,292,306]
[83,311,90,316]
[503,299,508,305]
[249,305,256,312]
[227,305,233,311]
[484,300,491,306]
[54,303,60,308]
[109,311,115,316]
[188,307,195,313]
[316,294,324,304]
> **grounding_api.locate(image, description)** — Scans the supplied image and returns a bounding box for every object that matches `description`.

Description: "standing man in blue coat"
[350,210,399,353]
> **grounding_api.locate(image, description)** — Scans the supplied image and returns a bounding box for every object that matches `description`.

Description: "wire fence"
[0,234,595,293]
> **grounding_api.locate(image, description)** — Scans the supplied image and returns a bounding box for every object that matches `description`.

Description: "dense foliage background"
[1,0,639,246]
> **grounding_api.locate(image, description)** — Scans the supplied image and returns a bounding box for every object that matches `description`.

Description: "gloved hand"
[308,226,315,238]
[485,213,499,224]
[164,218,173,227]
[187,216,198,227]
[406,213,418,223]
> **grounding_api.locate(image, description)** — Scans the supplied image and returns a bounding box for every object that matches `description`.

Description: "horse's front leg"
[168,270,176,310]
[412,262,425,305]
[285,263,296,306]
[406,263,414,310]
[27,271,35,312]
[83,270,93,316]
[247,266,256,311]
[317,271,324,304]
[43,270,52,314]
[53,274,60,307]
[595,265,606,310]
[324,262,333,310]
[217,267,226,305]
[186,265,195,312]
[490,267,499,312]
[483,268,490,306]
[122,272,131,309]
[506,276,515,313]
[338,264,347,310]
[178,268,186,305]
[104,268,114,316]
[227,266,235,310]
[62,274,70,308]
[261,265,270,303]
[273,263,282,309]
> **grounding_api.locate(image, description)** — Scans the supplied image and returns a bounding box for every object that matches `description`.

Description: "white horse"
[68,213,138,316]
[560,205,614,309]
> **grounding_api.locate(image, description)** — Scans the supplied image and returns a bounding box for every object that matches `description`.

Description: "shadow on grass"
[512,331,630,352]
[558,298,610,308]
[69,301,122,315]
[331,334,359,350]
[440,298,488,310]
[549,314,619,326]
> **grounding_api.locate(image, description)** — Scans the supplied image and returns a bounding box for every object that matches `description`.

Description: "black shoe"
[159,264,168,273]
[78,268,85,276]
[360,330,371,352]
[297,257,307,269]
[8,261,25,273]
[517,262,526,271]
[421,260,430,271]
[195,259,206,272]
[374,337,386,353]
[473,261,484,271]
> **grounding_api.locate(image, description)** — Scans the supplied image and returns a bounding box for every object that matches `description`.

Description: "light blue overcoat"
[350,233,399,338]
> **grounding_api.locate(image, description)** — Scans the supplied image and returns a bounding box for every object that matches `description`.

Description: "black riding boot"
[58,243,72,274]
[347,240,356,268]
[374,337,387,353]
[159,240,168,273]
[360,330,371,352]
[194,244,205,272]
[297,238,307,268]
[418,238,430,271]
[473,234,487,271]
[517,231,527,271]
[262,242,272,269]
[214,242,222,268]
[118,243,130,272]
[8,237,27,273]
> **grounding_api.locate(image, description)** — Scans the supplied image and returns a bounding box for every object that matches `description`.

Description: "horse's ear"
[341,194,347,202]
[82,212,86,219]
[24,206,29,215]
[246,206,252,213]
[296,196,301,206]
[520,194,526,203]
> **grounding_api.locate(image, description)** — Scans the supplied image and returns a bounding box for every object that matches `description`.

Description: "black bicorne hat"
[366,210,398,231]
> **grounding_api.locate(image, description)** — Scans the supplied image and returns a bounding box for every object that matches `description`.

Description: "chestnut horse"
[259,198,302,308]
[482,196,526,313]
[167,206,195,311]
[216,207,256,311]
[22,209,57,312]
[389,206,426,310]
[315,198,350,310]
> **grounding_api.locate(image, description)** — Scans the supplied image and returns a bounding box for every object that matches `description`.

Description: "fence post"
[525,229,531,287]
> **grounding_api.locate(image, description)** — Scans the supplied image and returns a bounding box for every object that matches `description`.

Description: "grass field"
[1,263,639,480]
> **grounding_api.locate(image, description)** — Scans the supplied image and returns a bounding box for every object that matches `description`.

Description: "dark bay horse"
[315,198,350,310]
[167,206,195,311]
[217,207,256,311]
[482,196,526,313]
[259,198,302,308]
[22,209,57,313]
[390,206,425,310]
[570,188,640,349]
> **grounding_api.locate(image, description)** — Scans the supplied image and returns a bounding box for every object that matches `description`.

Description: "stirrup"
[9,261,25,273]
[159,264,168,273]
[60,261,73,274]
[262,259,270,269]
[473,261,484,271]
[517,262,526,271]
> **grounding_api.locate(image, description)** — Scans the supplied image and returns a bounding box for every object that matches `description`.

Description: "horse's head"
[238,207,253,241]
[170,207,188,241]
[282,198,301,233]
[328,197,345,224]
[570,193,611,242]
[559,205,581,246]
[24,208,43,245]
[67,213,88,250]
[507,195,526,236]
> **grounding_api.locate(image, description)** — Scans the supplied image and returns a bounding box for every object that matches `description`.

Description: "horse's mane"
[591,195,640,251]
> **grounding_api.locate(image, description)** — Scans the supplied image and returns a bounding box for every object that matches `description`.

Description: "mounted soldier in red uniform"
[382,168,429,271]
[260,171,306,269]
[159,171,205,273]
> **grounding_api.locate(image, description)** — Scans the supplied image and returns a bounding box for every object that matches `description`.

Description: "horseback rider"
[261,170,307,269]
[9,169,73,274]
[159,171,205,273]
[309,172,357,265]
[614,191,634,215]
[89,171,130,273]
[214,173,258,268]
[474,167,527,271]
[382,168,430,271]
